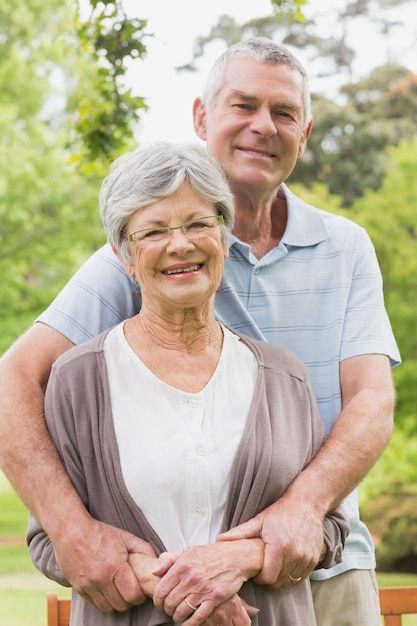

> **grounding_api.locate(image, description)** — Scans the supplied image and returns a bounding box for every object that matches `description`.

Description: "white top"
[104,323,258,550]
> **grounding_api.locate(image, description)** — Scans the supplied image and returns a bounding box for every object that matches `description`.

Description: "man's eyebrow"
[229,89,258,102]
[228,89,301,112]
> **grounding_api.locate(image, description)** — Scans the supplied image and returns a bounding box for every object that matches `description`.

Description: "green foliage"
[348,140,417,363]
[270,0,307,21]
[73,0,150,163]
[0,0,150,346]
[363,482,417,571]
[291,65,417,205]
[0,1,90,323]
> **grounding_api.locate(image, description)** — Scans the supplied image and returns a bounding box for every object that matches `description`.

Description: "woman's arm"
[9,323,147,612]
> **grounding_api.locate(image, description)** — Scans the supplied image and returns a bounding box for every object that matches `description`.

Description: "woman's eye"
[143,228,166,239]
[188,221,207,230]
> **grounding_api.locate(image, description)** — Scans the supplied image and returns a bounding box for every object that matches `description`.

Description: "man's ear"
[192,97,207,140]
[111,245,135,277]
[298,118,314,157]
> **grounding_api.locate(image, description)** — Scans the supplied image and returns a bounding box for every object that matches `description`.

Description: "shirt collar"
[280,184,329,247]
[230,184,329,249]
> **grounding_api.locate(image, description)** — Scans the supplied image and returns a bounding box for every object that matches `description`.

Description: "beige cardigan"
[27,327,349,625]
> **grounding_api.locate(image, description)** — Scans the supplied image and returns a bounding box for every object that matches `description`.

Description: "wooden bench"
[46,586,417,625]
[46,592,71,626]
[379,586,417,625]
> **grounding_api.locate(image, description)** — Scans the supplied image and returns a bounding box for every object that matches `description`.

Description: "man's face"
[193,57,312,196]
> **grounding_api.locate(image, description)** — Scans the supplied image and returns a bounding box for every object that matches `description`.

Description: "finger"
[240,599,260,619]
[217,518,262,542]
[76,588,115,613]
[253,548,285,585]
[152,550,180,577]
[270,562,314,589]
[173,599,210,626]
[113,563,145,607]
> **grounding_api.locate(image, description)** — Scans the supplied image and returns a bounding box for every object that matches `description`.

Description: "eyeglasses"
[125,215,224,246]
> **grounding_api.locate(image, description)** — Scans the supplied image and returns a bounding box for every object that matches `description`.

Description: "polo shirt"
[37,184,401,579]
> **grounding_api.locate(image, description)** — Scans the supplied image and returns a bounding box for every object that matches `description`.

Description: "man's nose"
[251,109,277,137]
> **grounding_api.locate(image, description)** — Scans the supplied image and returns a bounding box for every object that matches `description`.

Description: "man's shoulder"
[283,184,369,248]
[285,184,364,231]
[51,328,112,373]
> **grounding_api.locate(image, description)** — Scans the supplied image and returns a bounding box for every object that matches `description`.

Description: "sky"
[126,0,274,144]
[118,0,417,145]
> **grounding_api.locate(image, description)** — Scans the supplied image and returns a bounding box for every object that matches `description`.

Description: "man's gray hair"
[201,37,312,127]
[99,141,234,263]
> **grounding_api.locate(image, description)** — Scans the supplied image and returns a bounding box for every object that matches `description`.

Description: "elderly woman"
[27,141,349,626]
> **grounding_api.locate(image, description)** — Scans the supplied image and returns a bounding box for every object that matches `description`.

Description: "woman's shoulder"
[51,326,115,374]
[225,326,309,382]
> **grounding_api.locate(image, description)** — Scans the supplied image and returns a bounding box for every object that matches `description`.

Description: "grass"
[0,472,71,625]
[1,472,417,625]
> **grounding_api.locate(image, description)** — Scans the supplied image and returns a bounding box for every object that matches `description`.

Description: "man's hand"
[218,498,324,588]
[53,519,154,612]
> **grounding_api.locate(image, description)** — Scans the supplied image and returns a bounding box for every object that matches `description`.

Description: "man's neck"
[232,189,288,259]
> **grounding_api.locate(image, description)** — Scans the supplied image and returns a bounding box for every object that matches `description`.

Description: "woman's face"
[122,182,228,312]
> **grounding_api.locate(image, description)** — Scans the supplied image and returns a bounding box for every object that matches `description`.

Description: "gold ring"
[185,598,198,612]
[288,573,302,584]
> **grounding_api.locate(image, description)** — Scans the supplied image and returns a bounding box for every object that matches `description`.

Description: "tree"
[289,64,417,205]
[73,0,150,164]
[0,0,143,349]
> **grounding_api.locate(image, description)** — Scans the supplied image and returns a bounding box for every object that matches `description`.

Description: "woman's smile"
[161,262,204,277]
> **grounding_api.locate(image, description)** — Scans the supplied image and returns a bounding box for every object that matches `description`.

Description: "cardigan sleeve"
[26,358,89,585]
[320,507,350,569]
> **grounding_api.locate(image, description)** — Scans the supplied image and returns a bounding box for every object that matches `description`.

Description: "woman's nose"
[166,226,194,252]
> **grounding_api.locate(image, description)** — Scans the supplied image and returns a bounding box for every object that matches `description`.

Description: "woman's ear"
[112,245,135,277]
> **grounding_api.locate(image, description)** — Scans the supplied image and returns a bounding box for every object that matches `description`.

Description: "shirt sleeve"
[340,228,400,367]
[36,244,141,345]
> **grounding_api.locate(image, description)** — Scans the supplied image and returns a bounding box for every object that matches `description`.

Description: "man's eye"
[234,103,252,110]
[275,110,294,120]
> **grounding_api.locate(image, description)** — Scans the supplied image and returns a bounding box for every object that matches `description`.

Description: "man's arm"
[220,353,395,586]
[0,322,146,611]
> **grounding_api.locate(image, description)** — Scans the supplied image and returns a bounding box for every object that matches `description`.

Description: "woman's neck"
[123,308,224,393]
[131,303,221,353]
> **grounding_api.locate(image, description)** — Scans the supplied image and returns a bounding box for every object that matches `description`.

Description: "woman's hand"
[152,539,263,623]
[179,594,258,626]
[128,551,160,598]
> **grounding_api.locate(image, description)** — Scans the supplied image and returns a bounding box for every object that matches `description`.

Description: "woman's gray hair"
[201,37,312,127]
[99,141,234,263]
